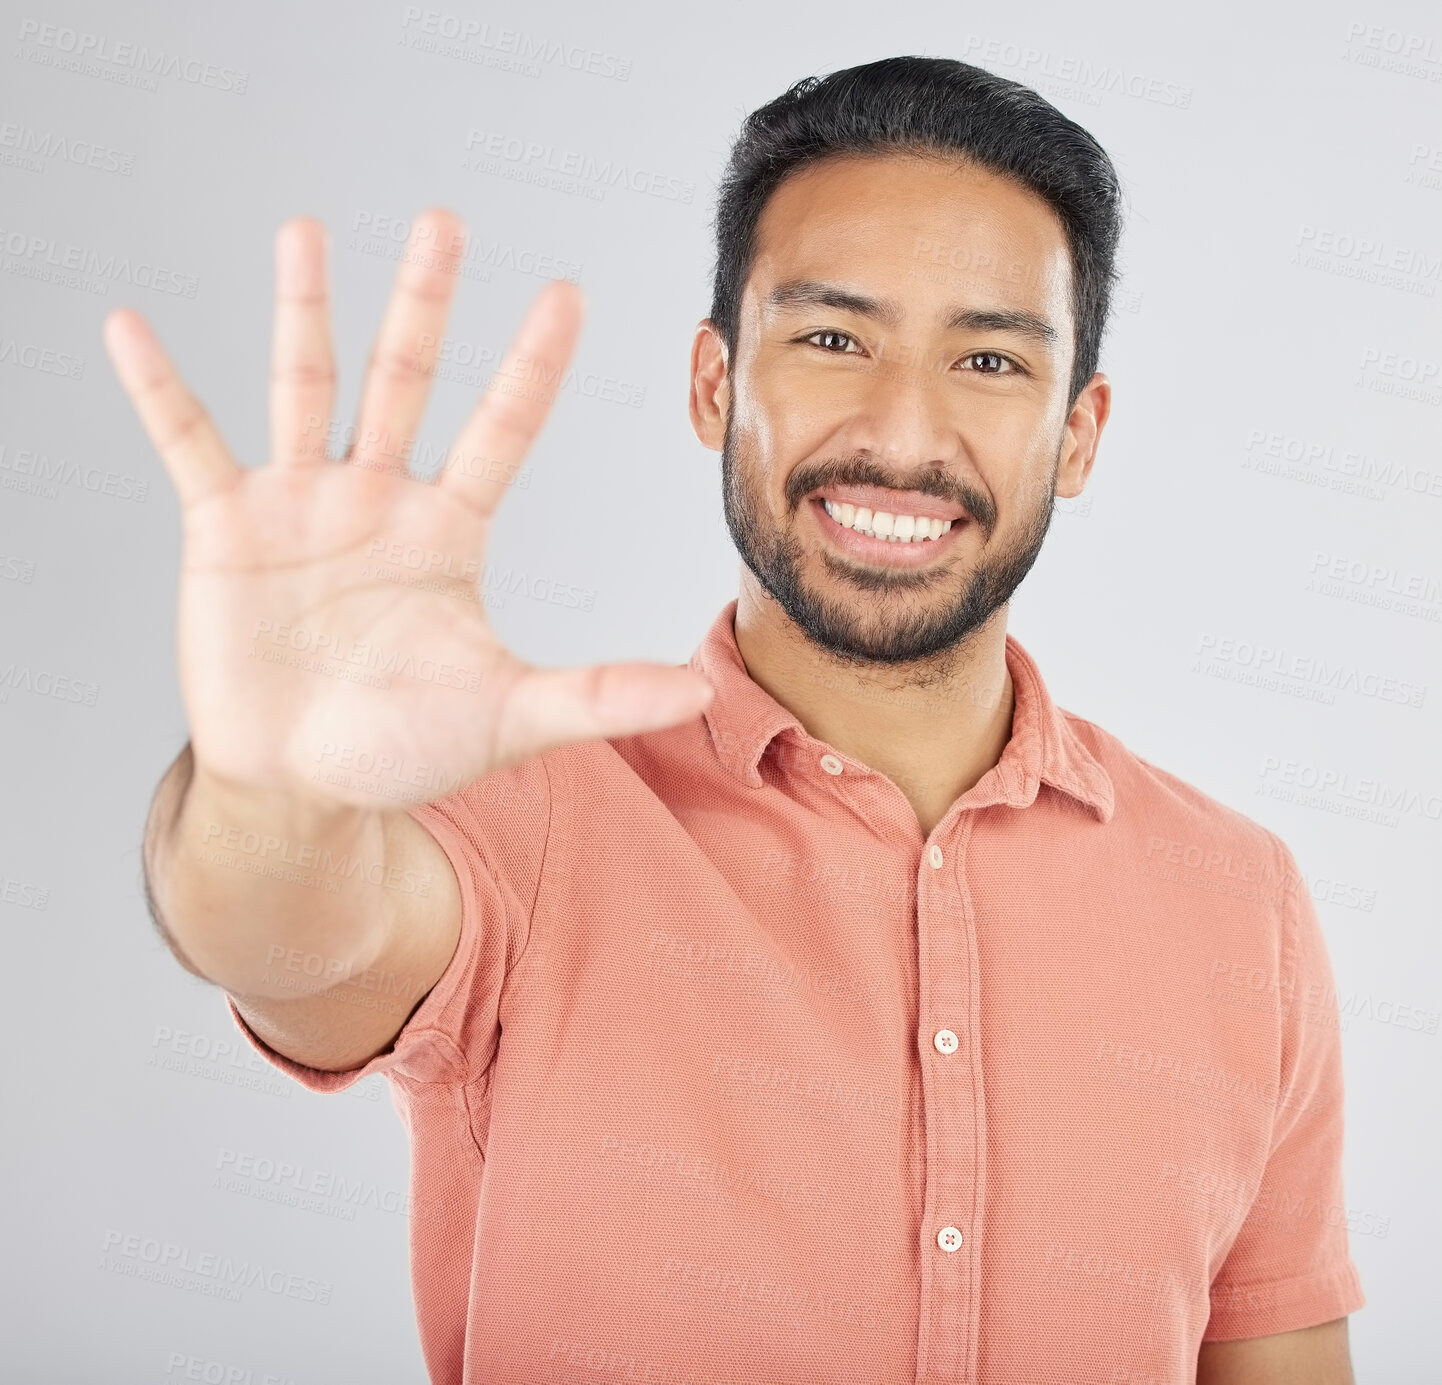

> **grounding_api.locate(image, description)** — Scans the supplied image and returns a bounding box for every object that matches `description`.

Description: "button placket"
[914,814,984,1384]
[927,847,958,1056]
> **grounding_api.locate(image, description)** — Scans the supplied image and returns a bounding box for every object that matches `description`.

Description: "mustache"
[784,456,996,531]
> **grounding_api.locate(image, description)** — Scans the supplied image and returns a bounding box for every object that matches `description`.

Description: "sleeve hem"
[1203,1259,1366,1341]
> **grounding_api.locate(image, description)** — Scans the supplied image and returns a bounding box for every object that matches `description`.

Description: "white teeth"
[822,499,955,542]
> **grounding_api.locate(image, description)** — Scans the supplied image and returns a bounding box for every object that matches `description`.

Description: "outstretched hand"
[103,209,713,809]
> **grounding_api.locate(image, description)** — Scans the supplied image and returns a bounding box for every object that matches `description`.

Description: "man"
[106,56,1363,1385]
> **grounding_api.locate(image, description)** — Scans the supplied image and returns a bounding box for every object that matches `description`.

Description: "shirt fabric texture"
[228,598,1365,1384]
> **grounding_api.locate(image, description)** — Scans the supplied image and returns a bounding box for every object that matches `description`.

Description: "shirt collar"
[688,599,1115,823]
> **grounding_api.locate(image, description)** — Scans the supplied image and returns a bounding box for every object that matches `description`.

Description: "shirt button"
[927,844,944,869]
[937,1226,964,1252]
[819,753,844,775]
[933,1028,959,1055]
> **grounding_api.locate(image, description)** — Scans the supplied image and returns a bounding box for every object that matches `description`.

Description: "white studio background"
[0,1,1437,1381]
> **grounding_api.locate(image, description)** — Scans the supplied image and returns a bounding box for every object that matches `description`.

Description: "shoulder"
[1058,706,1291,886]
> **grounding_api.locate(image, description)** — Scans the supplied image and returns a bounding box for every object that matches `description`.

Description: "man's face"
[697,152,1100,668]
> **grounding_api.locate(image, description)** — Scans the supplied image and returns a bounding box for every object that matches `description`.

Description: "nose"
[835,344,965,474]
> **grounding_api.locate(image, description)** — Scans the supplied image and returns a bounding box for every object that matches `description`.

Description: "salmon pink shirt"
[228,599,1364,1384]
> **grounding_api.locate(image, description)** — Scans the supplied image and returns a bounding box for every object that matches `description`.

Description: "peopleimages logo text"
[463,129,696,203]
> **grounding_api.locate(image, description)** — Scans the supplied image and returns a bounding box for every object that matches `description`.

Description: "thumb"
[498,662,716,761]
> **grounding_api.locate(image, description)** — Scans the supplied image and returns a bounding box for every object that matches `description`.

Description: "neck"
[732,572,1015,838]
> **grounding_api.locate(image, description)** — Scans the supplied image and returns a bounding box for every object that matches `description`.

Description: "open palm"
[104,209,712,809]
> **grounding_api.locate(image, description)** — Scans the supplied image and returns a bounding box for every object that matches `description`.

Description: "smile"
[808,493,968,567]
[821,498,953,542]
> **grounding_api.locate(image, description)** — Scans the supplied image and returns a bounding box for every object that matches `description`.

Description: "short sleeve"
[1203,834,1367,1339]
[224,756,553,1094]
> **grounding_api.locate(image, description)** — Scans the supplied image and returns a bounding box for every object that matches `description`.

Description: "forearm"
[144,743,396,1001]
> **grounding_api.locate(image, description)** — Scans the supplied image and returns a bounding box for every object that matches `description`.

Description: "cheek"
[728,372,774,450]
[752,371,855,465]
[970,411,1059,491]
[953,387,1038,437]
[992,451,1060,516]
[731,382,809,480]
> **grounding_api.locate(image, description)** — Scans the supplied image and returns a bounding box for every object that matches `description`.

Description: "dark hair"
[708,55,1127,409]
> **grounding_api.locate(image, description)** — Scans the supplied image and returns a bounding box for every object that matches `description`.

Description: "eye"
[801,330,863,354]
[959,351,1020,375]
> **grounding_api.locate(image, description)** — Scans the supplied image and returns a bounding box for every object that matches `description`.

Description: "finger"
[102,308,239,508]
[436,278,584,522]
[269,218,336,467]
[497,661,714,763]
[347,207,466,480]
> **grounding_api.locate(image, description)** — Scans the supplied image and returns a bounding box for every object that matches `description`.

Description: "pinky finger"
[103,308,240,507]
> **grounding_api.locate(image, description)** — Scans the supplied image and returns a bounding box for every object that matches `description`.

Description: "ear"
[1055,372,1111,499]
[689,320,730,452]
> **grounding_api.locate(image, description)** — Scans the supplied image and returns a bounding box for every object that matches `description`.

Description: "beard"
[721,413,1060,670]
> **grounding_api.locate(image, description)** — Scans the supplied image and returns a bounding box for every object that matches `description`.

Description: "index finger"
[434,279,584,520]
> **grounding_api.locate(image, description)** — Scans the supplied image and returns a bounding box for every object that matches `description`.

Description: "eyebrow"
[765,278,1060,348]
